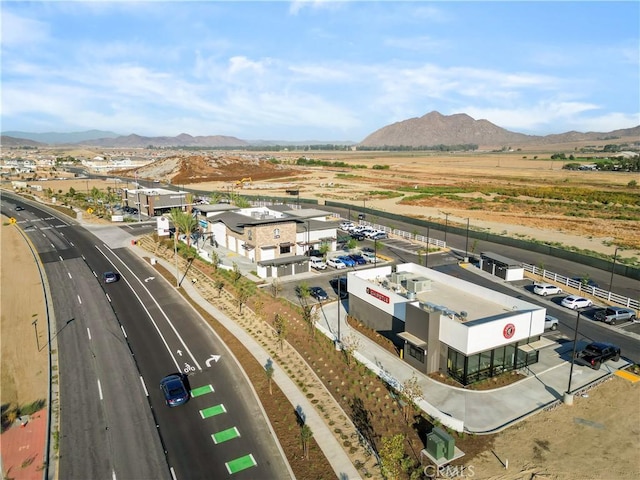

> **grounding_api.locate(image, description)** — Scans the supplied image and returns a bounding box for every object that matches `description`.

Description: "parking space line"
[191,384,214,397]
[199,404,226,419]
[212,426,240,444]
[225,454,257,474]
[615,369,640,383]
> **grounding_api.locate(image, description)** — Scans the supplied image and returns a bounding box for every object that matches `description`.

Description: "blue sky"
[2,1,638,141]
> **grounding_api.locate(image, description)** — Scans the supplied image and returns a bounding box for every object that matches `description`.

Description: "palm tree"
[170,208,198,248]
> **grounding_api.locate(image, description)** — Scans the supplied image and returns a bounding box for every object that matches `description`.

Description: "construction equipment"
[235,177,252,188]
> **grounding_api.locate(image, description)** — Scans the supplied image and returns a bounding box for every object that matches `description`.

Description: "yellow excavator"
[235,177,252,188]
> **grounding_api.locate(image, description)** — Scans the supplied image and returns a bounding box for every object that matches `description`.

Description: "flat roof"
[355,263,541,323]
[480,252,522,267]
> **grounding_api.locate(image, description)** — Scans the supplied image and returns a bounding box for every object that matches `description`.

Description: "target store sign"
[503,323,516,339]
[366,287,390,304]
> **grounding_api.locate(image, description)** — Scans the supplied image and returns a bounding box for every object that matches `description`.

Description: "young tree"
[265,361,274,395]
[273,313,287,351]
[301,304,319,338]
[379,434,405,480]
[271,278,282,298]
[231,262,242,284]
[341,333,361,365]
[215,280,225,298]
[210,250,220,271]
[170,208,198,248]
[296,282,311,305]
[300,424,313,460]
[400,375,423,422]
[236,287,251,314]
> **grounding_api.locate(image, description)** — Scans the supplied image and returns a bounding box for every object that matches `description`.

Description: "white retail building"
[346,263,548,385]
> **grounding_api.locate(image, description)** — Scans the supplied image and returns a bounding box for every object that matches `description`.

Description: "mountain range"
[2,112,639,148]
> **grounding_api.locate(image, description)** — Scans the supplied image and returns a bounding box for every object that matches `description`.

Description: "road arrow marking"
[177,349,183,356]
[144,276,155,282]
[206,355,221,367]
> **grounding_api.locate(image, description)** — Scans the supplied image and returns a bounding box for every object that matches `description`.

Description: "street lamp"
[465,218,470,261]
[443,212,450,244]
[425,225,430,268]
[608,247,619,292]
[565,310,582,404]
[32,318,39,351]
[337,277,342,345]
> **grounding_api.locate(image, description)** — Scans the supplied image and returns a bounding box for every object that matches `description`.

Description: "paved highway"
[3,195,290,480]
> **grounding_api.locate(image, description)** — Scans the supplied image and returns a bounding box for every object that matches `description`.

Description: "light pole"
[565,310,582,404]
[465,218,470,261]
[425,225,430,268]
[337,277,341,345]
[443,212,449,244]
[608,247,619,292]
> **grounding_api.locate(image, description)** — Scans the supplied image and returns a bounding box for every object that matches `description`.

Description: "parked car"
[361,251,377,263]
[310,286,329,301]
[349,254,367,265]
[533,283,563,296]
[305,249,322,257]
[338,255,356,267]
[544,314,559,330]
[350,232,366,241]
[371,232,387,240]
[574,342,621,370]
[103,271,118,284]
[340,221,354,230]
[594,307,636,325]
[561,295,593,310]
[329,277,348,298]
[327,258,346,269]
[160,374,190,407]
[309,256,327,270]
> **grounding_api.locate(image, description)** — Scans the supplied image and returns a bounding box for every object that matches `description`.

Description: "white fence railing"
[358,221,447,249]
[524,264,639,310]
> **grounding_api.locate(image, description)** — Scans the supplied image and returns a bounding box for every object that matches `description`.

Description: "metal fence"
[359,221,447,249]
[525,264,639,310]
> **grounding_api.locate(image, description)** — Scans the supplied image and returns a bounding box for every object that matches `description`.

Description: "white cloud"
[1,11,50,47]
[383,36,445,52]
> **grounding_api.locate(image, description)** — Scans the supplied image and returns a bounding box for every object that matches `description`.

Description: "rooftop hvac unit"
[391,272,407,284]
[407,278,431,293]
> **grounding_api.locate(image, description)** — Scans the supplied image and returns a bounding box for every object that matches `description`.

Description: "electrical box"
[431,427,455,460]
[426,433,445,459]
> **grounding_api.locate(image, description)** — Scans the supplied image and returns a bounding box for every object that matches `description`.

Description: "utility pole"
[32,318,39,351]
[465,218,470,261]
[608,247,619,292]
[565,311,582,405]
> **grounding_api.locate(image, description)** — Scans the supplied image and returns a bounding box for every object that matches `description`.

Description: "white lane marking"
[77,295,82,304]
[112,470,117,480]
[93,271,98,278]
[170,467,177,480]
[68,272,72,279]
[140,376,149,397]
[97,379,104,400]
[42,233,46,237]
[70,242,74,247]
[121,325,127,338]
[106,293,112,303]
[57,252,61,258]
[98,244,202,371]
[94,246,181,372]
[87,328,92,340]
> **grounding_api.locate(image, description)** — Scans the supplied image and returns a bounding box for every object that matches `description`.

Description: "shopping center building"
[346,263,548,385]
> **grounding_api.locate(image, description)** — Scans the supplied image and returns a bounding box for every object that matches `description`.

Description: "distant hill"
[80,133,249,148]
[1,130,121,144]
[0,135,45,147]
[358,111,640,148]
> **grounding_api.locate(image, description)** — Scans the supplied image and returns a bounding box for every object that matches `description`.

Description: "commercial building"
[121,187,191,217]
[194,204,340,279]
[346,263,547,385]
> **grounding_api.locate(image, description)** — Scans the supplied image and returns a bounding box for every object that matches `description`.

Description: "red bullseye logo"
[503,323,515,339]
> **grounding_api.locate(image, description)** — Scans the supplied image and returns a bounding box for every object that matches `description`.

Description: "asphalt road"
[3,195,290,480]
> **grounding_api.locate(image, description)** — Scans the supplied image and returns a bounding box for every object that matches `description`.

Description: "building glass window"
[274,228,280,239]
[408,344,425,363]
[280,244,291,254]
[248,229,253,241]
